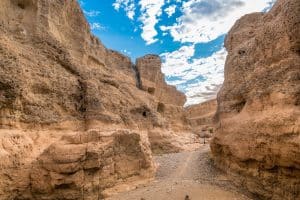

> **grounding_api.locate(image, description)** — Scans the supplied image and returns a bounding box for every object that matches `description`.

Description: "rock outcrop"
[211,0,300,199]
[0,0,196,199]
[136,55,186,106]
[185,100,217,144]
[185,99,217,132]
[1,129,154,199]
[134,55,198,153]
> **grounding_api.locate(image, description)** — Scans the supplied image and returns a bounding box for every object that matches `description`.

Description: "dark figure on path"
[185,195,190,200]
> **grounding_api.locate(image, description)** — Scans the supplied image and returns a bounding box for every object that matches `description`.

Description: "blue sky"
[79,0,275,105]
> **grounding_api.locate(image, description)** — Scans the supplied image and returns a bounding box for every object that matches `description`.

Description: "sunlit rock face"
[135,55,199,153]
[0,0,197,199]
[136,55,187,107]
[211,0,300,199]
[184,99,217,145]
[185,99,217,131]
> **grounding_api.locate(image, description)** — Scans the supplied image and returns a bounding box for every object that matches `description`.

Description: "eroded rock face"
[136,55,187,106]
[133,55,197,152]
[29,130,154,200]
[184,100,217,144]
[211,0,300,199]
[1,130,154,199]
[0,0,195,199]
[185,99,217,131]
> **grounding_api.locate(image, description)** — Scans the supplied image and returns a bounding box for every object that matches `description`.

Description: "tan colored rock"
[0,129,155,199]
[185,99,217,132]
[136,55,186,106]
[135,55,190,132]
[147,129,199,154]
[0,0,197,199]
[184,100,217,144]
[211,0,300,199]
[30,130,155,200]
[105,50,136,85]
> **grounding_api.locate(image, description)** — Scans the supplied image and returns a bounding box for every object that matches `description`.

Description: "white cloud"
[139,0,165,45]
[113,0,136,20]
[90,22,104,31]
[161,0,273,43]
[165,5,176,18]
[110,0,275,105]
[84,10,100,17]
[159,0,275,105]
[161,47,227,105]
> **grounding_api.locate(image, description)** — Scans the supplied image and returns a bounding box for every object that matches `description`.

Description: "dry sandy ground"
[107,145,252,200]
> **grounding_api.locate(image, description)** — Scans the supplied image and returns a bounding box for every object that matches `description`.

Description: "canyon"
[0,0,299,200]
[0,0,198,199]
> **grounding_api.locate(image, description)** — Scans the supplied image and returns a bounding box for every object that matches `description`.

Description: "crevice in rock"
[235,99,247,113]
[142,111,147,117]
[14,0,32,9]
[54,183,75,190]
[17,2,26,9]
[132,64,142,89]
[238,49,246,56]
[79,81,88,112]
[147,87,155,95]
[157,102,165,114]
[76,79,89,131]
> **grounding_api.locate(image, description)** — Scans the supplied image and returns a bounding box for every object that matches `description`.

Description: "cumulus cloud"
[161,47,227,105]
[113,0,136,20]
[108,0,275,104]
[165,5,176,18]
[160,0,272,43]
[139,0,165,45]
[159,0,275,105]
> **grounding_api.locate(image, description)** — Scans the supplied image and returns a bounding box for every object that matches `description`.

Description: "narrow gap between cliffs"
[132,63,142,90]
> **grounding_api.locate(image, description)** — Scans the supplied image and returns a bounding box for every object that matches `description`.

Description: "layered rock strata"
[134,55,198,153]
[185,99,217,132]
[0,0,196,199]
[211,0,300,199]
[184,99,217,144]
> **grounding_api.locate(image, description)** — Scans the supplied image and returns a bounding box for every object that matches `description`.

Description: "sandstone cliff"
[185,99,217,132]
[185,100,217,144]
[211,0,300,199]
[133,55,198,154]
[0,0,196,199]
[136,55,186,106]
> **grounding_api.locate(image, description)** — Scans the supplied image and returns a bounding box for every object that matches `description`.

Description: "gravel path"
[107,145,252,200]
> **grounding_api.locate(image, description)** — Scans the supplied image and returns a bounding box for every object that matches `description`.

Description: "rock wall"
[135,55,197,153]
[1,129,154,199]
[184,99,217,144]
[0,0,196,199]
[185,99,217,131]
[136,55,186,106]
[211,0,300,199]
[136,55,188,130]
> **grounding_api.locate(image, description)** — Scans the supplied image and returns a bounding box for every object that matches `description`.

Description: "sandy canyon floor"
[107,145,252,200]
